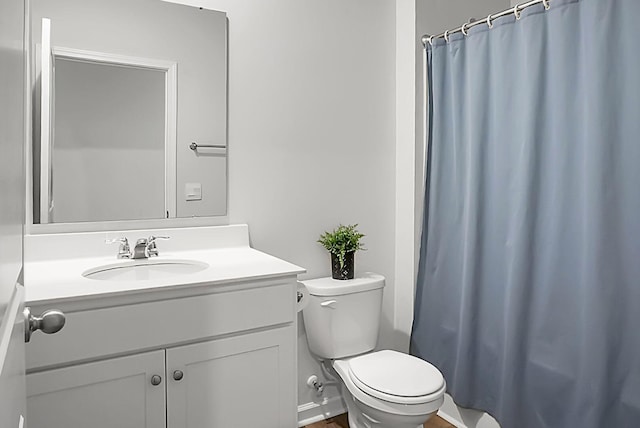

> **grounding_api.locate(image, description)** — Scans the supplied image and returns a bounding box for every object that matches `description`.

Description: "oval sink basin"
[82,259,209,281]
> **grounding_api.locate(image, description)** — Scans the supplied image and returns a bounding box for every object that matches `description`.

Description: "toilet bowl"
[333,350,446,428]
[301,274,446,428]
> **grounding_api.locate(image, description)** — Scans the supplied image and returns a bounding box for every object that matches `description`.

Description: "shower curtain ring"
[486,14,494,29]
[426,35,434,46]
[461,23,469,36]
[543,0,550,10]
[444,30,450,43]
[513,5,522,20]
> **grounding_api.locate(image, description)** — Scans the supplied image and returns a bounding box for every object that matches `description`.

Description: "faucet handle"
[105,237,127,245]
[147,235,170,257]
[105,237,131,259]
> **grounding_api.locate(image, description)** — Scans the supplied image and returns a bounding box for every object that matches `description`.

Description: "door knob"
[24,307,66,343]
[151,375,162,386]
[173,370,184,381]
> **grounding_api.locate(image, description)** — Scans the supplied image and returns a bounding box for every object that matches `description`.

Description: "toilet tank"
[301,273,385,359]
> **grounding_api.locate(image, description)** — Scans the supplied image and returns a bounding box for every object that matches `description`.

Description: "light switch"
[185,183,202,201]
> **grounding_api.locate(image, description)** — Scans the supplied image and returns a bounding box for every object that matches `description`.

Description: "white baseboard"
[297,395,347,427]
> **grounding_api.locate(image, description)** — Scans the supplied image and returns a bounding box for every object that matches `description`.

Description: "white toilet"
[302,273,446,428]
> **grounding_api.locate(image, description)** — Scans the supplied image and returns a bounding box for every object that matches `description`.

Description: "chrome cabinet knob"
[24,307,66,343]
[150,375,162,386]
[173,370,184,381]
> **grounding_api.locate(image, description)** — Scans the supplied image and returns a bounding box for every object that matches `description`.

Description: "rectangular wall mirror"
[29,0,228,229]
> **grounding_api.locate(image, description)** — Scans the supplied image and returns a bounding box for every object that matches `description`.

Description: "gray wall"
[170,0,397,413]
[31,0,227,219]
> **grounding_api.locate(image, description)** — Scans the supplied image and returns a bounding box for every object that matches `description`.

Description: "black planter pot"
[331,251,355,280]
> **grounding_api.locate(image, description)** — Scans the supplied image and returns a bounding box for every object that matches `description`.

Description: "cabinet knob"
[173,370,184,381]
[150,375,162,386]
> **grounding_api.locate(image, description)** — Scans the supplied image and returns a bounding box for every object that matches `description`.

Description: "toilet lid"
[348,350,445,400]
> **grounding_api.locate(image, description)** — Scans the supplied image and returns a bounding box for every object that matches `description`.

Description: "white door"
[0,0,27,427]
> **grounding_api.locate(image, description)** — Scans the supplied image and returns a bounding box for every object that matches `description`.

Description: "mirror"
[30,0,228,226]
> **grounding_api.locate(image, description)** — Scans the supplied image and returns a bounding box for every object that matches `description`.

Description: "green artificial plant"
[317,224,366,269]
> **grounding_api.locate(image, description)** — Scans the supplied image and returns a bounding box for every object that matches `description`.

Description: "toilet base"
[341,384,437,428]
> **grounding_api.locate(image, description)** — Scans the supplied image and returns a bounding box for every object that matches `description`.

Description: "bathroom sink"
[82,259,209,281]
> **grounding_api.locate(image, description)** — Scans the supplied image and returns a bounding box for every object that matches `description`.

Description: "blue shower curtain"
[411,0,640,427]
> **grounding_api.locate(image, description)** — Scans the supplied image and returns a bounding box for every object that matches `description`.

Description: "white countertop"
[24,225,305,305]
[25,247,305,305]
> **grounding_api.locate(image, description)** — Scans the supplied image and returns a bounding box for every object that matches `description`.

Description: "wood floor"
[303,412,455,428]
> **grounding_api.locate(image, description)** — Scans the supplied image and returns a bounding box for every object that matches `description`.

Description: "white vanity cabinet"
[25,277,298,428]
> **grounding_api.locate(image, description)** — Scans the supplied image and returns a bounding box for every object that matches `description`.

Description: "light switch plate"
[185,183,202,201]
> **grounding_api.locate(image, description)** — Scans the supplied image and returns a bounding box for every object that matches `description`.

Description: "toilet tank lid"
[301,273,385,296]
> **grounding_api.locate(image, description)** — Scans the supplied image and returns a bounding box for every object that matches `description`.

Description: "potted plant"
[318,224,365,280]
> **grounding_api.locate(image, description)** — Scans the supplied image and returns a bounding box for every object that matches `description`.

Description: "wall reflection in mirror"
[30,0,228,225]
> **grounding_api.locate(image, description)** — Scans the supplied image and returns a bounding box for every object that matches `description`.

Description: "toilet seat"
[332,354,446,418]
[347,350,446,405]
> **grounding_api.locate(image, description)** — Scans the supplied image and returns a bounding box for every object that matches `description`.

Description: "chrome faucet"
[106,237,131,259]
[132,235,170,259]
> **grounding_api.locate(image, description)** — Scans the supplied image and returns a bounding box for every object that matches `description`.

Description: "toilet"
[301,273,446,428]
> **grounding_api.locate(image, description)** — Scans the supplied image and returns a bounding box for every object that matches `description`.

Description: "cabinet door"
[26,350,166,428]
[167,326,296,428]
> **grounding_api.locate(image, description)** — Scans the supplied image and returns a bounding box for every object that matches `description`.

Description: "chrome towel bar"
[189,141,226,151]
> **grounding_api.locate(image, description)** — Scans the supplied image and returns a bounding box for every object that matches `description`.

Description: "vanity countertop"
[25,247,305,305]
[24,225,305,306]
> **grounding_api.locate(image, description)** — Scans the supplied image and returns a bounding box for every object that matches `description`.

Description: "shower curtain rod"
[421,0,551,46]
